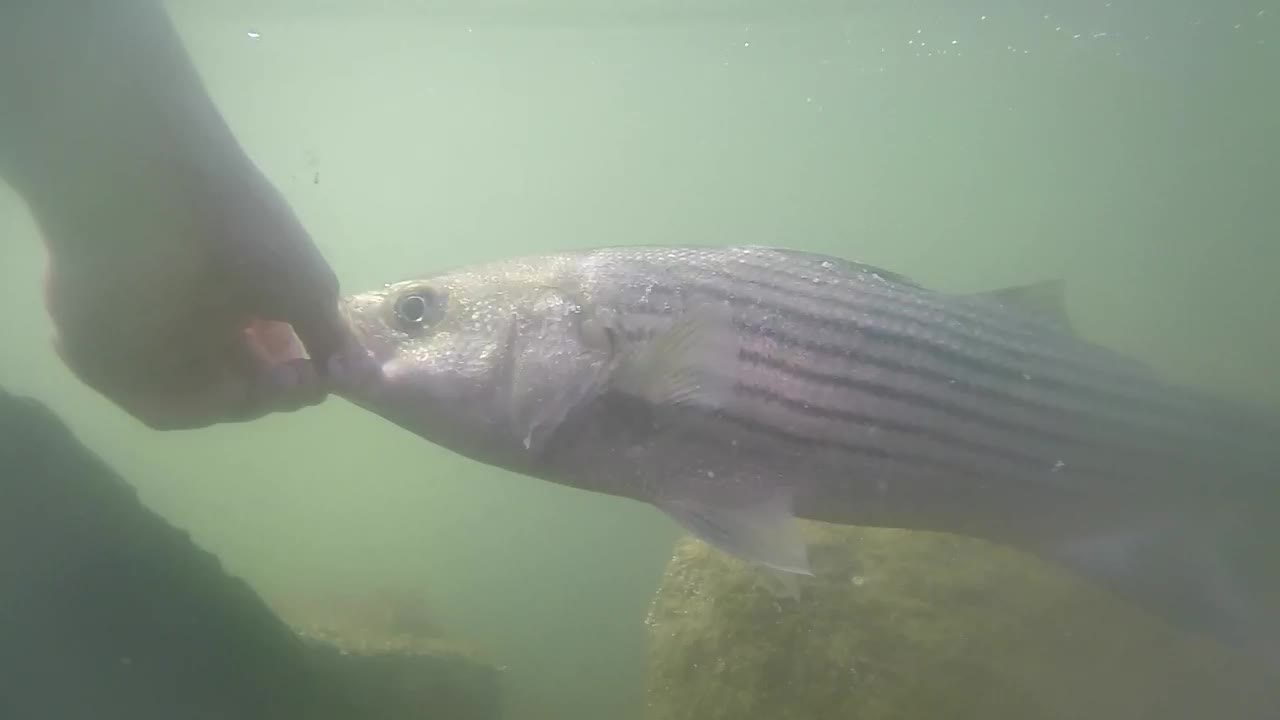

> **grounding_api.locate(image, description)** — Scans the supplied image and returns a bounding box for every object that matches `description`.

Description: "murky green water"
[1,1,1276,718]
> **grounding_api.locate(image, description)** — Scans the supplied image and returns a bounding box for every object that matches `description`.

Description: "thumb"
[285,299,350,372]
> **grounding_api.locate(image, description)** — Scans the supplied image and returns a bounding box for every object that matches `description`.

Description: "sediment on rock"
[646,523,1280,720]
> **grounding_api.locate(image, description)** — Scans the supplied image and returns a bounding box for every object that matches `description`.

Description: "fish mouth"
[330,294,392,394]
[337,293,390,359]
[337,295,362,345]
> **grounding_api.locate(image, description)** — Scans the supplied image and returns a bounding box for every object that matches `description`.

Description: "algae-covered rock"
[272,589,504,720]
[646,523,1280,720]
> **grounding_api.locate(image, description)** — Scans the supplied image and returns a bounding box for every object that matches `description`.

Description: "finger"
[220,335,329,421]
[94,374,253,431]
[239,358,327,418]
[243,317,308,365]
[56,328,327,429]
[53,331,208,429]
[125,359,326,429]
[286,300,351,373]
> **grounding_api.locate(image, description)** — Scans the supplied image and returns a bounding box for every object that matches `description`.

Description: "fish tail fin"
[1044,504,1280,668]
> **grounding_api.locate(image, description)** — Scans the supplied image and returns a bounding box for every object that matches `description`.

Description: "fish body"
[340,245,1279,653]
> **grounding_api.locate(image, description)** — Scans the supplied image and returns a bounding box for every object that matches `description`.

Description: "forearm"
[0,0,255,256]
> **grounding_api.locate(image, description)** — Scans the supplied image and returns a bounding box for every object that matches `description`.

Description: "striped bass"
[336,245,1280,657]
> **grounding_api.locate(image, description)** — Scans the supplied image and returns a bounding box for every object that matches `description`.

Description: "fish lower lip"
[337,298,359,338]
[328,346,384,390]
[338,298,382,353]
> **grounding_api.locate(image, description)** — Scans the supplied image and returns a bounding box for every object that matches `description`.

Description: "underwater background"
[1,1,1277,718]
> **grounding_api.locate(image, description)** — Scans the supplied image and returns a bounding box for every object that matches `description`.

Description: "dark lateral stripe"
[630,274,1199,428]
[731,381,1116,480]
[600,247,1183,416]
[711,274,1177,415]
[722,252,1159,392]
[737,348,1173,463]
[730,254,1080,359]
[711,409,1049,489]
[618,314,1194,458]
[620,299,1198,444]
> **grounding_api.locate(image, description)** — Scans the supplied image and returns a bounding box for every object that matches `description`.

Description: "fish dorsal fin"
[656,486,813,577]
[973,279,1074,332]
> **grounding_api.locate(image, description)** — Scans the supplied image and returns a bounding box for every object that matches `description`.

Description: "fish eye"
[397,294,428,323]
[392,288,444,329]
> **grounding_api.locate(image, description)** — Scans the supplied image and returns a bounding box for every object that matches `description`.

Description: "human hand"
[0,0,375,429]
[40,161,355,430]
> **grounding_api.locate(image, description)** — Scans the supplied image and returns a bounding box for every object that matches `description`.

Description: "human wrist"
[0,0,260,262]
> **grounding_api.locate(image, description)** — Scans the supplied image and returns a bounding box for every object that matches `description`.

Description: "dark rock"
[271,589,504,720]
[303,637,502,720]
[0,389,502,720]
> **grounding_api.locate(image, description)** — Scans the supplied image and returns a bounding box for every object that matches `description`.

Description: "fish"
[336,245,1280,658]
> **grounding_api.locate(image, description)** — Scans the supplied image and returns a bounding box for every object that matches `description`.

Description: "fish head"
[339,260,616,468]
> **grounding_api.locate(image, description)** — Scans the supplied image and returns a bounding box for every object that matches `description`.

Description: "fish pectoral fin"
[971,279,1075,333]
[611,300,738,412]
[656,488,813,576]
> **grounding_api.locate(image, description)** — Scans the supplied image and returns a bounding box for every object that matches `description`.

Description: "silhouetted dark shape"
[0,389,501,720]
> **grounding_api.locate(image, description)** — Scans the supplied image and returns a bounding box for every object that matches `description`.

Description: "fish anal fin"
[1042,507,1280,667]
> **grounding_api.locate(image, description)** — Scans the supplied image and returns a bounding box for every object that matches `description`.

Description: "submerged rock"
[0,390,337,720]
[272,590,503,720]
[302,637,502,720]
[646,523,1280,720]
[0,389,501,720]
